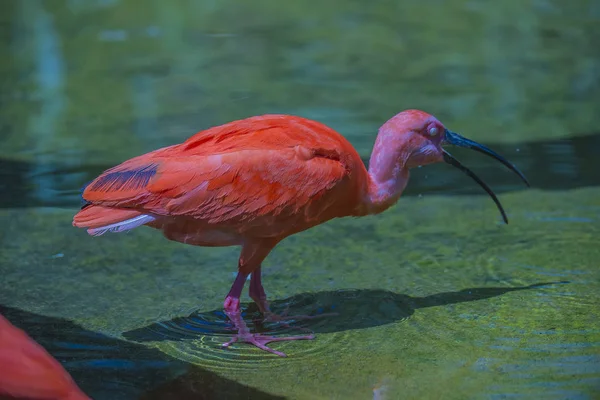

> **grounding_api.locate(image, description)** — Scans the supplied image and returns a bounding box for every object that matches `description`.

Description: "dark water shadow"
[1,133,599,209]
[122,281,566,343]
[0,305,286,400]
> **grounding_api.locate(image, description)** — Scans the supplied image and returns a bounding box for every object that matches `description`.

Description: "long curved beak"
[443,129,530,224]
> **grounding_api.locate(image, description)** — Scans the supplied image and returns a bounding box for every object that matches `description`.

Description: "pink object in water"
[0,314,90,400]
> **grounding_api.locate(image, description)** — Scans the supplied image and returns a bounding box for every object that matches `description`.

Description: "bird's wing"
[81,146,349,224]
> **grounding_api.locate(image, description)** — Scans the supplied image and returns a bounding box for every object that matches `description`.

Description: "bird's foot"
[221,331,314,357]
[222,303,314,357]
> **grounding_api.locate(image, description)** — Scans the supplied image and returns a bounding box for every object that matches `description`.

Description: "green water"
[1,0,599,399]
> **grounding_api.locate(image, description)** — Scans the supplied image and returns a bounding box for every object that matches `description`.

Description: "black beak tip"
[499,208,509,225]
[511,163,531,188]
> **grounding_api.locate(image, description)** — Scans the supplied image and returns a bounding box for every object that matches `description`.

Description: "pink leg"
[248,266,268,312]
[249,267,338,325]
[222,271,314,358]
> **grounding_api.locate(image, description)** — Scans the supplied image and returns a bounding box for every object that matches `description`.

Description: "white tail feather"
[87,215,156,236]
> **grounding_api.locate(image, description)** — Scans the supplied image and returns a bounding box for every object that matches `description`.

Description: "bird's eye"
[428,126,439,136]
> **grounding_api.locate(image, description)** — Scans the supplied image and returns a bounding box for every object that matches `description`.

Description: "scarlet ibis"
[73,110,529,356]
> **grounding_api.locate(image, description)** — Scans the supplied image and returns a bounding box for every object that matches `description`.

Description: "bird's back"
[178,114,360,158]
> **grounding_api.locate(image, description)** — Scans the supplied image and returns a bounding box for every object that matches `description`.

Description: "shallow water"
[1,1,600,399]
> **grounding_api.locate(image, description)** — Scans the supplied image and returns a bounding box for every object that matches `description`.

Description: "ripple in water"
[147,308,349,371]
[123,289,420,371]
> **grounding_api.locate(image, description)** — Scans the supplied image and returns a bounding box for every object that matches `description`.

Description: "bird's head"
[374,109,530,223]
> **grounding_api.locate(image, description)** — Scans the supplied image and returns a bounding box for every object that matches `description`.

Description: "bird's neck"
[363,166,410,215]
[360,131,411,215]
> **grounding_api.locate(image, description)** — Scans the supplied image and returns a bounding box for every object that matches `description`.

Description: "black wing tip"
[88,163,159,193]
[79,179,93,209]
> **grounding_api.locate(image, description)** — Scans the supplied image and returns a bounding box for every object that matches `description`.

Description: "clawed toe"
[222,333,315,357]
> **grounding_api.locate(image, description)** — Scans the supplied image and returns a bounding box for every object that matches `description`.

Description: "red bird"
[0,314,90,400]
[73,110,528,356]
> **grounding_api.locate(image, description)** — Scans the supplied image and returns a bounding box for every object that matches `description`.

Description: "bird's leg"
[222,271,249,322]
[221,241,314,357]
[249,266,338,327]
[248,266,270,314]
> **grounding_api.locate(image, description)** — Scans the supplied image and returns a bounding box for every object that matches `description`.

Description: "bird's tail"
[72,205,155,236]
